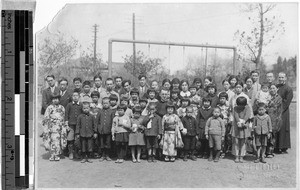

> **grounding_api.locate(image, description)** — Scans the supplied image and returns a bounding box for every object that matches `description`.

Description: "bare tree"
[234,3,285,69]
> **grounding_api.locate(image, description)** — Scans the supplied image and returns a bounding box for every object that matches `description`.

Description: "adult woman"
[179,79,191,98]
[119,79,132,99]
[243,76,255,107]
[266,83,282,157]
[171,78,180,91]
[162,79,172,91]
[228,75,238,91]
[193,78,207,98]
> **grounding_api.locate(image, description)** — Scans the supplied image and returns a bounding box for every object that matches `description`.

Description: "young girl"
[162,79,172,91]
[231,96,252,163]
[171,78,180,91]
[196,98,214,158]
[43,94,67,161]
[205,83,219,108]
[161,101,184,162]
[170,89,181,109]
[177,98,190,118]
[129,88,140,109]
[180,79,191,98]
[129,107,146,163]
[189,84,202,118]
[112,104,132,163]
[253,103,272,163]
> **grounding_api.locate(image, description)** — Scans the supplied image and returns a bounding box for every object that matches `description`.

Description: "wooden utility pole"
[93,24,99,65]
[132,13,136,76]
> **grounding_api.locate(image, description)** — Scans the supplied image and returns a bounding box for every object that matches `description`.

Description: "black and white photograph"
[28,1,300,188]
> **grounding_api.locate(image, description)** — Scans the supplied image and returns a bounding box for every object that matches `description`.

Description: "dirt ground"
[35,103,298,188]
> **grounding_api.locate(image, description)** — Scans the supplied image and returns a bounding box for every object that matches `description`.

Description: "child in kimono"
[231,96,252,163]
[189,84,202,118]
[142,103,162,162]
[205,107,225,162]
[253,103,272,163]
[75,103,96,163]
[177,98,190,118]
[205,83,219,108]
[43,94,67,161]
[181,106,198,161]
[161,101,184,162]
[196,97,214,158]
[217,92,231,157]
[129,107,146,163]
[112,104,132,163]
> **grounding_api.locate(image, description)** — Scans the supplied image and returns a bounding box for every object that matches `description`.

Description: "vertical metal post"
[108,40,112,77]
[233,48,237,75]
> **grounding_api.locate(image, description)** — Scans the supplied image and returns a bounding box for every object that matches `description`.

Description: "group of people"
[41,70,293,164]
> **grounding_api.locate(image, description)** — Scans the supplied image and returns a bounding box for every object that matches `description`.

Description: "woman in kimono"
[42,94,68,161]
[266,83,282,157]
[161,101,184,162]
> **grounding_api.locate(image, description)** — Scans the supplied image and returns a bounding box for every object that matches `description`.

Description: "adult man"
[266,72,276,84]
[138,74,148,98]
[276,72,293,154]
[58,77,72,108]
[73,77,83,93]
[91,75,105,94]
[41,75,59,115]
[100,78,120,107]
[113,76,123,94]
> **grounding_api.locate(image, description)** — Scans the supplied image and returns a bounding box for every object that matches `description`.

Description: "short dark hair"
[193,78,203,88]
[91,91,100,98]
[117,104,127,111]
[132,106,142,114]
[261,82,270,88]
[46,75,55,80]
[202,97,211,104]
[138,74,147,80]
[218,91,228,100]
[94,75,102,81]
[106,78,114,83]
[251,70,260,75]
[130,87,139,95]
[162,78,171,86]
[236,96,247,106]
[205,83,217,93]
[222,78,230,85]
[114,76,123,81]
[120,97,129,104]
[109,94,118,101]
[122,79,131,87]
[244,76,254,84]
[235,81,244,87]
[257,102,266,109]
[180,79,189,89]
[171,89,180,95]
[58,77,68,85]
[139,98,148,103]
[73,77,82,83]
[82,80,91,87]
[204,76,213,83]
[181,98,190,105]
[171,78,180,85]
[73,88,81,94]
[228,75,238,86]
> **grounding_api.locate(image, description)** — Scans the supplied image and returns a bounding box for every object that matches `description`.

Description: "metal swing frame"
[108,38,237,77]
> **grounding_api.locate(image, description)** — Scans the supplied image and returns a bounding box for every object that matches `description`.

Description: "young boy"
[129,87,140,109]
[189,84,202,118]
[181,106,199,161]
[196,97,214,158]
[76,103,97,163]
[217,92,231,157]
[142,103,162,162]
[95,97,115,161]
[177,98,190,118]
[79,81,92,103]
[109,94,118,114]
[65,89,83,159]
[253,103,272,163]
[90,91,101,118]
[205,107,225,162]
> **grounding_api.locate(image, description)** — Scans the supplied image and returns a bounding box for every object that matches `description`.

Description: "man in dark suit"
[58,77,72,108]
[41,75,59,115]
[138,74,148,99]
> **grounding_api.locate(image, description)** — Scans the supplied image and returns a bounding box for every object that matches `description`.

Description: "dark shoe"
[183,155,188,162]
[203,153,209,159]
[197,153,203,158]
[214,151,220,162]
[261,157,266,163]
[191,155,197,161]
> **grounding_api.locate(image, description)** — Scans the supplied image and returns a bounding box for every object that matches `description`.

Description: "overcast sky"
[34,1,298,73]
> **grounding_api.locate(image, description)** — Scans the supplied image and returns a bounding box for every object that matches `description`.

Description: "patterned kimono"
[161,114,184,156]
[42,104,67,156]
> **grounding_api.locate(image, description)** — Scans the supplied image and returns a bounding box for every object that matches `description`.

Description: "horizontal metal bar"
[109,38,236,50]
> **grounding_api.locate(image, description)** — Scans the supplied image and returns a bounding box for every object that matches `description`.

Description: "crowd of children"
[42,71,286,164]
